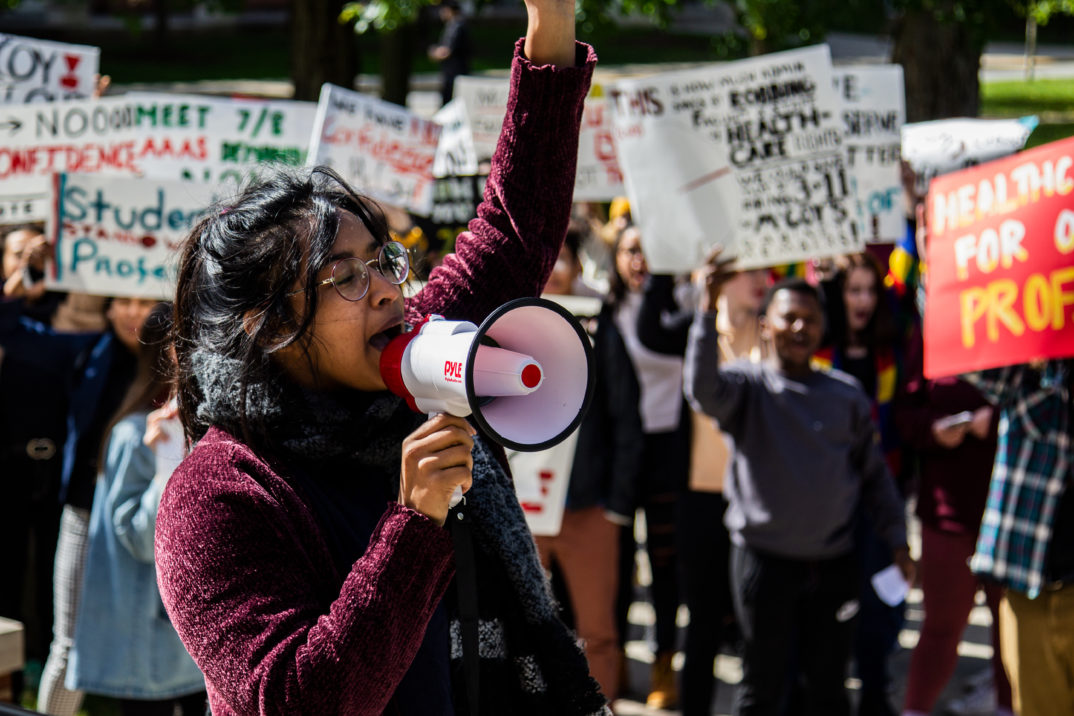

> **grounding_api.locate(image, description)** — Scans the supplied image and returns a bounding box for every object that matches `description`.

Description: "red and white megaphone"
[380,296,595,453]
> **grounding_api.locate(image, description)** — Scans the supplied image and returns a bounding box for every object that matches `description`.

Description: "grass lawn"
[981,77,1074,120]
[980,76,1074,146]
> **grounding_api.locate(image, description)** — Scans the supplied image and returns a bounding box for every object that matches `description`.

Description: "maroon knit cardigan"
[155,40,595,716]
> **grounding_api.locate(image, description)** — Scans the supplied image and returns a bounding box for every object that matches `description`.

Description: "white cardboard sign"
[431,98,479,178]
[833,65,906,243]
[45,173,220,299]
[451,75,510,163]
[508,429,579,537]
[0,93,315,221]
[0,34,100,104]
[901,116,1038,197]
[610,44,861,272]
[453,76,626,201]
[307,83,441,215]
[574,85,626,201]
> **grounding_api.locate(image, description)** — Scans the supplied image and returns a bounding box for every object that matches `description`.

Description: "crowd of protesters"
[1,7,1073,716]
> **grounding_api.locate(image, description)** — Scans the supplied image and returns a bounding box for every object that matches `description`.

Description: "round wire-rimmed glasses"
[289,240,410,302]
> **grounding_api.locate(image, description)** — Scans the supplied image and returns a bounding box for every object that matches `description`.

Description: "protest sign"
[610,44,859,273]
[453,76,626,201]
[574,84,625,201]
[46,173,219,299]
[0,93,315,221]
[508,428,579,536]
[124,92,316,183]
[431,98,479,178]
[410,172,488,258]
[452,75,509,162]
[833,65,905,243]
[0,34,100,104]
[902,116,1038,198]
[308,83,441,215]
[923,135,1074,378]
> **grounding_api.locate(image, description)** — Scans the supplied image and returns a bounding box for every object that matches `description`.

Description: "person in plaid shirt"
[964,358,1073,716]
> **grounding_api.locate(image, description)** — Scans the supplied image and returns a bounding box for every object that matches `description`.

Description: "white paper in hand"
[871,563,910,606]
[154,415,187,481]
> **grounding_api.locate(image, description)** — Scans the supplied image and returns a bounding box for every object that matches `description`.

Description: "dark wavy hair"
[172,166,391,446]
[832,252,897,349]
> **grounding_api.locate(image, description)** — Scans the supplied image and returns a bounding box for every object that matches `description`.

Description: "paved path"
[611,514,998,716]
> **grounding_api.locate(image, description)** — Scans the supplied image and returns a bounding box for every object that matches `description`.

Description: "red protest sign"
[924,135,1074,378]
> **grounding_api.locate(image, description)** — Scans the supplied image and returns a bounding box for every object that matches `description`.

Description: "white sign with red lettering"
[308,83,441,215]
[454,76,625,201]
[0,34,100,104]
[574,84,625,201]
[507,429,578,537]
[0,93,315,222]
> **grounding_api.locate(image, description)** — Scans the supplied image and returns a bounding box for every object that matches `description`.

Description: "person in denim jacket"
[68,304,205,715]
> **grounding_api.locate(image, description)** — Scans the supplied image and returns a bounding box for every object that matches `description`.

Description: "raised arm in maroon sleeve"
[407,38,595,327]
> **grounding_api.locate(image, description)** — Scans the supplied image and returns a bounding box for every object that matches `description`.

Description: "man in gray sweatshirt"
[683,254,914,716]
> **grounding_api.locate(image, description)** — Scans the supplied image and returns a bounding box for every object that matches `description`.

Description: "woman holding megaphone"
[154,2,609,715]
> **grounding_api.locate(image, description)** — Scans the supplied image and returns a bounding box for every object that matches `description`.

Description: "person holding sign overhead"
[684,250,913,716]
[155,3,610,715]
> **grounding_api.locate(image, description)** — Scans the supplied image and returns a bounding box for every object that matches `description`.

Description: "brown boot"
[646,650,678,710]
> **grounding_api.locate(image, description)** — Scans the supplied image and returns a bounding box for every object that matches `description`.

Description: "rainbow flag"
[886,219,920,298]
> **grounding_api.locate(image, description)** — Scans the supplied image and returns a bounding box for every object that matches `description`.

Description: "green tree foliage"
[339,0,433,33]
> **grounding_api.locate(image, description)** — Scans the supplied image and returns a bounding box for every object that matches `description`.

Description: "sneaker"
[946,681,997,716]
[646,651,678,710]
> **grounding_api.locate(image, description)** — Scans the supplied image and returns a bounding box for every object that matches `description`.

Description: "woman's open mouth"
[369,323,403,351]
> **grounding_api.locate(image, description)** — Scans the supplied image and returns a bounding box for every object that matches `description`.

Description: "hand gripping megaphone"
[379,297,595,453]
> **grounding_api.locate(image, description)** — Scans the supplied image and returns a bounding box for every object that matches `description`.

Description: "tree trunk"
[1025,15,1038,82]
[891,7,984,122]
[380,23,417,107]
[153,0,169,50]
[290,0,359,101]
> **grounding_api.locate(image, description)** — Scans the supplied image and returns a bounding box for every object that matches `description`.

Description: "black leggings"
[616,429,688,655]
[677,490,735,716]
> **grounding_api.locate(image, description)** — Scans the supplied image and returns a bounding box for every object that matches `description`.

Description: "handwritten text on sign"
[308,83,441,216]
[46,173,218,299]
[0,34,100,104]
[452,76,624,201]
[833,65,905,243]
[0,93,315,220]
[924,136,1074,378]
[610,44,859,273]
[902,116,1037,199]
[574,84,625,202]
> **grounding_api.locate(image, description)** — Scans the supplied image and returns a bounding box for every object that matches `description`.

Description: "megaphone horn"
[380,297,595,453]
